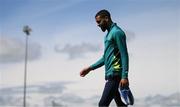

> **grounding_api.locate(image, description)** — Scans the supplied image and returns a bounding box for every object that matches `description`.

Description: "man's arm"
[80,57,104,77]
[114,30,129,79]
[90,57,104,70]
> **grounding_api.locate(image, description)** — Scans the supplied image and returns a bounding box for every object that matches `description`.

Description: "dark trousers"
[98,77,127,107]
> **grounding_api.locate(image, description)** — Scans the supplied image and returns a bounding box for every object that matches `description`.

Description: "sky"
[0,0,180,106]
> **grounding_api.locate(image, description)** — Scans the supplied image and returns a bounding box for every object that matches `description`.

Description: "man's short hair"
[95,9,111,19]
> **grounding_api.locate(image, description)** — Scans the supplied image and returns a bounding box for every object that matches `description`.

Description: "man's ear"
[105,16,109,22]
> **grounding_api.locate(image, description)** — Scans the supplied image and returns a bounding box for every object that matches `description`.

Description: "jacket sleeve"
[113,30,129,79]
[90,56,104,70]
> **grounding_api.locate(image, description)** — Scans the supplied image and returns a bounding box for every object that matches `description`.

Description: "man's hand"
[80,67,92,77]
[120,78,129,87]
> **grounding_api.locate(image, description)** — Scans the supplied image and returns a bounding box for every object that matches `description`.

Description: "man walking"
[80,9,129,107]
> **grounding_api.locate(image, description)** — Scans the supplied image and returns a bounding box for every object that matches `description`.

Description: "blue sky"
[0,0,180,106]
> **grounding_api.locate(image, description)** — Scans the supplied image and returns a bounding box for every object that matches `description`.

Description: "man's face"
[95,15,107,32]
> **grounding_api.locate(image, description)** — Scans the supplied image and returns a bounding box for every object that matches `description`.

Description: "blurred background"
[0,0,179,107]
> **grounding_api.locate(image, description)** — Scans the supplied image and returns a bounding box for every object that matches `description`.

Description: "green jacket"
[90,23,129,79]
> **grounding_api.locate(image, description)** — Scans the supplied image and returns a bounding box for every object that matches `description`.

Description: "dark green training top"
[90,23,129,79]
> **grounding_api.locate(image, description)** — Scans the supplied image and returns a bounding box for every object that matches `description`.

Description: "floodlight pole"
[23,26,31,107]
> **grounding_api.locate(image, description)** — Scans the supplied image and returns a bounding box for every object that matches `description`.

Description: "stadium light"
[23,25,32,107]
